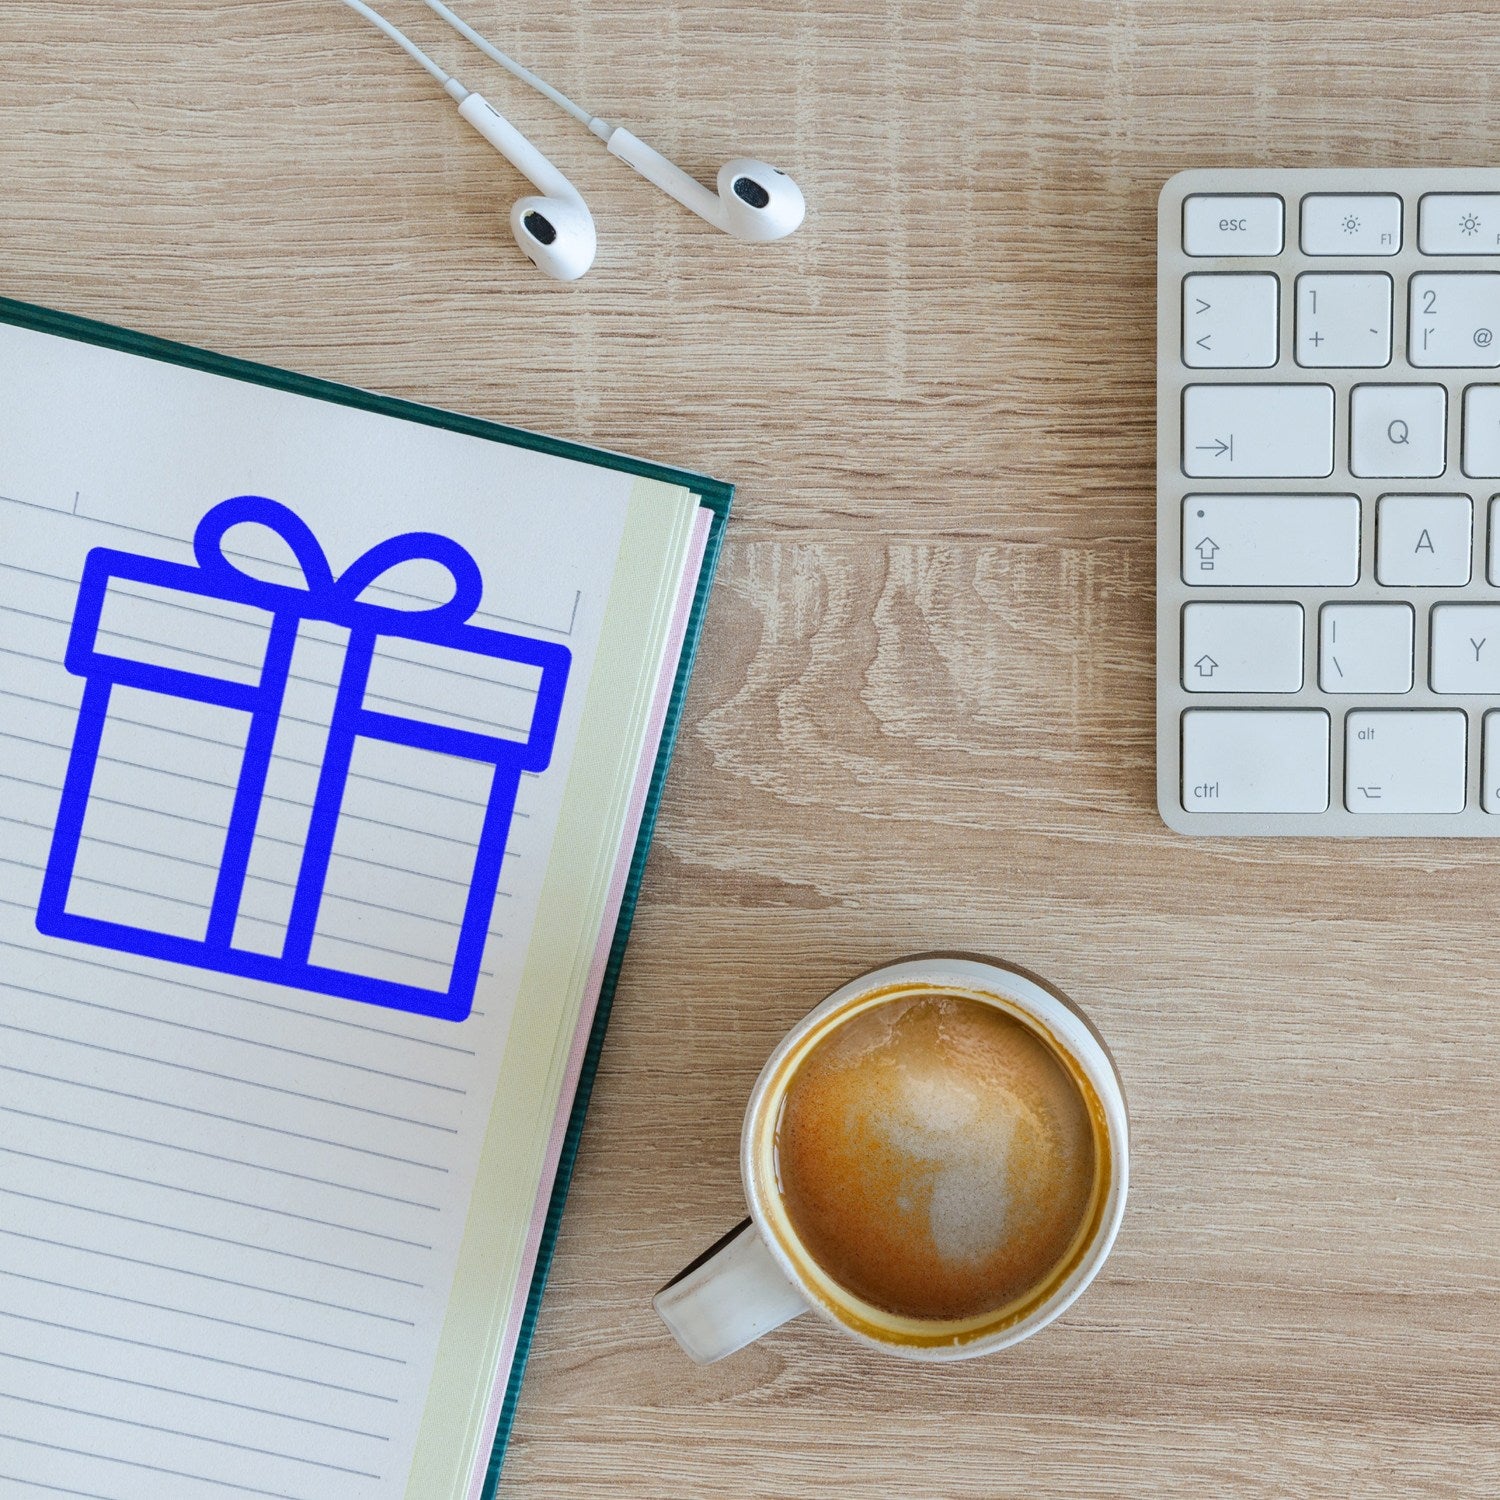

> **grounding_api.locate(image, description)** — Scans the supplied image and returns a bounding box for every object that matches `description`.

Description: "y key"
[1430,605,1500,692]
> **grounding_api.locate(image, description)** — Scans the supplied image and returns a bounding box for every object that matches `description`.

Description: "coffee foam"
[772,992,1098,1323]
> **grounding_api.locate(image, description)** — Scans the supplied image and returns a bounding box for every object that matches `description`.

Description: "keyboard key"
[1345,710,1466,813]
[1482,712,1500,812]
[1296,273,1392,367]
[1181,710,1329,813]
[1489,498,1500,582]
[1183,195,1284,257]
[1430,605,1500,692]
[1462,386,1500,476]
[1375,493,1472,585]
[1409,274,1500,367]
[1182,494,1359,586]
[1319,604,1414,693]
[1182,603,1304,693]
[1183,273,1278,368]
[1182,384,1334,477]
[1419,194,1500,254]
[1349,384,1446,477]
[1300,194,1402,256]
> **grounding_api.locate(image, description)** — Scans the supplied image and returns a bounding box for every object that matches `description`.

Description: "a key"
[1409,274,1500,368]
[1182,602,1303,692]
[1375,493,1472,586]
[1345,710,1467,813]
[1300,194,1402,256]
[1181,494,1359,586]
[1183,274,1278,368]
[1482,712,1500,812]
[1296,273,1392,368]
[1183,195,1284,257]
[1490,499,1500,583]
[1182,384,1334,477]
[1181,709,1329,813]
[1429,604,1500,692]
[1349,384,1446,478]
[1461,386,1500,477]
[1319,604,1414,693]
[1418,194,1500,254]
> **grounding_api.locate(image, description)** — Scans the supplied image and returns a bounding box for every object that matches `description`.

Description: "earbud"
[601,129,805,243]
[335,0,595,282]
[452,88,596,281]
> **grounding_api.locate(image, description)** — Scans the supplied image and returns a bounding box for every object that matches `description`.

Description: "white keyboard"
[1158,168,1500,836]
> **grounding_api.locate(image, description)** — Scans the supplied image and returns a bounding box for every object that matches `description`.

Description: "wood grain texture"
[5,2,1500,1494]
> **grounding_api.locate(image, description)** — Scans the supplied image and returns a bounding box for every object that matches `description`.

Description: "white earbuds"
[338,0,595,282]
[335,0,805,280]
[416,0,806,245]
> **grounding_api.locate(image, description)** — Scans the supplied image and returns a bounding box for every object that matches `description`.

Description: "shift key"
[1183,384,1335,478]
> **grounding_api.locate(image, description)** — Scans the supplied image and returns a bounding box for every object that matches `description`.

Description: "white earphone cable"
[415,0,601,130]
[335,0,455,89]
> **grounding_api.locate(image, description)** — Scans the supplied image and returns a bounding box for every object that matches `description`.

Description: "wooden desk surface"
[5,2,1499,1495]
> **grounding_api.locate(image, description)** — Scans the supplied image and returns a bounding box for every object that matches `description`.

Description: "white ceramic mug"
[654,956,1129,1363]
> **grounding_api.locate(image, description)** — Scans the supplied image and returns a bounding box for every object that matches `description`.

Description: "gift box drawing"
[36,495,571,1023]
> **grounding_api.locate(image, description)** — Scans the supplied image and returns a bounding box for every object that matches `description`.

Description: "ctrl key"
[1181,710,1330,814]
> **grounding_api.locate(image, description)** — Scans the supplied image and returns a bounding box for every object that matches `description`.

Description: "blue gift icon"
[35,496,570,1023]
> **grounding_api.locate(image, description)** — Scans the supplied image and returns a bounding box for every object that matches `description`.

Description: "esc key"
[1183,195,1284,257]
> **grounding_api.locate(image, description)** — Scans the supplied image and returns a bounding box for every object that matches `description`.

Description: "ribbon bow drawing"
[191,494,488,627]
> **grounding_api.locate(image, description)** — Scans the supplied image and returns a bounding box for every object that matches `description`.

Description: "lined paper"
[0,322,663,1500]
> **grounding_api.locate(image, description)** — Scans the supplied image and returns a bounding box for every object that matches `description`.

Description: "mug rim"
[739,955,1130,1361]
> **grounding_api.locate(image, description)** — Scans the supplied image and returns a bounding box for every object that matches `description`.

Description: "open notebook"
[0,297,730,1500]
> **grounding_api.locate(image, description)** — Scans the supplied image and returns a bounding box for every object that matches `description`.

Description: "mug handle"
[653,1218,809,1362]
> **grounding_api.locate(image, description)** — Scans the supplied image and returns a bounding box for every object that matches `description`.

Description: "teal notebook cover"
[0,294,731,1495]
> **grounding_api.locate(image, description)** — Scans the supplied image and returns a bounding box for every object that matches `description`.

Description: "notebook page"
[0,323,697,1500]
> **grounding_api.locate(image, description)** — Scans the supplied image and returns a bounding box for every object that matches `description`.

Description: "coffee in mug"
[655,957,1128,1362]
[775,990,1101,1323]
